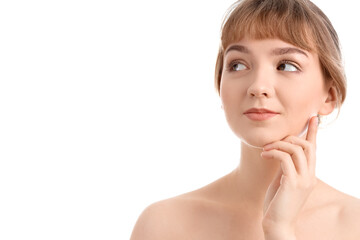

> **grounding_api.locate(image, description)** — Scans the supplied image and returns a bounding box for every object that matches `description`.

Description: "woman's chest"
[186,206,341,240]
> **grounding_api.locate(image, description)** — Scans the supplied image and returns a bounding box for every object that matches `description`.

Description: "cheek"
[280,81,324,134]
[220,79,243,107]
[282,87,319,118]
[306,87,325,110]
[219,80,248,132]
[281,73,324,109]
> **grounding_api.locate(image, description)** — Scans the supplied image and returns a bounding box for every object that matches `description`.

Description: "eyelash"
[277,60,301,72]
[226,60,248,72]
[226,60,302,72]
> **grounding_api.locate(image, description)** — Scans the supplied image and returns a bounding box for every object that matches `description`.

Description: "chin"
[241,138,274,149]
[231,117,309,148]
[238,131,286,148]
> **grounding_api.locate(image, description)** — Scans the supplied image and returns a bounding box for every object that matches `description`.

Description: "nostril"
[250,92,268,97]
[247,83,273,98]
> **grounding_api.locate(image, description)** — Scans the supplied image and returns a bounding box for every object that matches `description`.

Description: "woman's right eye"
[229,62,247,72]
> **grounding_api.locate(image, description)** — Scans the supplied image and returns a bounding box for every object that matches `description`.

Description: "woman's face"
[220,38,332,148]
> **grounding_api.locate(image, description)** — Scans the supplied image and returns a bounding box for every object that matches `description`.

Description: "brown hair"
[215,0,346,107]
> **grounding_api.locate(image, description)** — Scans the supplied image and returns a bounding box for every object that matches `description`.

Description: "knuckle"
[294,145,303,155]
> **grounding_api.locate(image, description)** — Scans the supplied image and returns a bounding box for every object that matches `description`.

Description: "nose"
[247,69,275,98]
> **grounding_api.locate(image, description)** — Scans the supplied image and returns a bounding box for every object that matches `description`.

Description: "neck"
[229,141,325,214]
[231,142,281,208]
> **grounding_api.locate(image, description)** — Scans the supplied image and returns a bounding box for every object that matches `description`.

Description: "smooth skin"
[130,39,360,239]
[261,116,319,239]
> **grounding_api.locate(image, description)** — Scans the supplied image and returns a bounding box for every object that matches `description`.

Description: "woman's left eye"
[277,62,299,72]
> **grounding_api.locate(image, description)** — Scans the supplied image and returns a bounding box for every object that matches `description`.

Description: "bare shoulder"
[339,195,360,220]
[130,175,232,240]
[130,194,222,240]
[336,194,360,238]
[130,197,188,240]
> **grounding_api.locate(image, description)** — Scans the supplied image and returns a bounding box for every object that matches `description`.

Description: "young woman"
[131,0,360,239]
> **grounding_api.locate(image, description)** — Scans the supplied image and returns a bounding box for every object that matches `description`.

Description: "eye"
[229,62,247,72]
[277,61,299,72]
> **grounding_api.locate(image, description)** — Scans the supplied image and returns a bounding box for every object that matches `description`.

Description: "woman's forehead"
[223,38,316,61]
[222,33,316,54]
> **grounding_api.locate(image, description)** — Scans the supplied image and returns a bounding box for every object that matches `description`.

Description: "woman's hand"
[260,116,319,239]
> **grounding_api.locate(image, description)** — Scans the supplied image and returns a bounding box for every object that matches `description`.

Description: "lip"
[244,108,279,121]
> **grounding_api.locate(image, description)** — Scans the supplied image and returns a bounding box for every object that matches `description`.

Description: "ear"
[318,83,337,116]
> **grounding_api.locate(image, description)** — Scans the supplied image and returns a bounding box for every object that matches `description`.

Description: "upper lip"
[244,108,279,114]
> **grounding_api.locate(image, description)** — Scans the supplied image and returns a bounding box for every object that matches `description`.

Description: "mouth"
[244,108,279,121]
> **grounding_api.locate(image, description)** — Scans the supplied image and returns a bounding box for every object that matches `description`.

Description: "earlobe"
[318,85,338,116]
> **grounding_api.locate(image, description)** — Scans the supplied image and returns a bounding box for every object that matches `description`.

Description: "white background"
[0,1,359,239]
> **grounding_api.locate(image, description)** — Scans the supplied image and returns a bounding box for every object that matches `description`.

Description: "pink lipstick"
[244,108,279,121]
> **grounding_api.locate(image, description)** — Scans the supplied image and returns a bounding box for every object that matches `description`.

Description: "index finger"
[306,115,319,144]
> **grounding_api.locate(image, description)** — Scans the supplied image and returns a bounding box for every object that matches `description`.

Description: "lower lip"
[244,113,278,121]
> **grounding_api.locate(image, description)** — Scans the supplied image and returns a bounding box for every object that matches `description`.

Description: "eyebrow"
[225,45,308,58]
[272,47,308,57]
[225,45,251,55]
